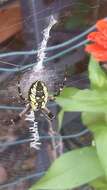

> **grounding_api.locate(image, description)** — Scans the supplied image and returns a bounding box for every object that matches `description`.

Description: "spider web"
[0,0,104,189]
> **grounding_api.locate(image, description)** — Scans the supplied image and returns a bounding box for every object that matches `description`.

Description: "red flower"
[85,19,107,62]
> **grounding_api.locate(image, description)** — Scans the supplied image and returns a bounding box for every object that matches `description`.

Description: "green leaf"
[91,178,107,190]
[94,127,107,177]
[30,147,104,190]
[59,87,79,98]
[56,88,107,113]
[89,56,107,90]
[82,113,107,176]
[82,112,107,132]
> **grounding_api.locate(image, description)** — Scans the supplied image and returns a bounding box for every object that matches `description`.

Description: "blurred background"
[0,0,107,189]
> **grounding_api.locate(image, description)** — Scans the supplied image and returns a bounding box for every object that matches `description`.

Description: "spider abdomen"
[28,80,48,110]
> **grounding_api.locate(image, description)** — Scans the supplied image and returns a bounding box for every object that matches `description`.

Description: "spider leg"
[42,107,55,120]
[17,68,27,102]
[48,95,55,101]
[41,107,57,159]
[19,104,31,118]
[11,104,31,125]
[41,107,55,136]
[17,81,26,102]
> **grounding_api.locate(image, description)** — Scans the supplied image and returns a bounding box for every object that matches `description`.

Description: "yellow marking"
[36,97,40,100]
[30,94,36,99]
[41,102,45,108]
[43,86,48,95]
[43,86,48,92]
[44,97,48,102]
[31,104,36,111]
[31,88,36,95]
[33,82,38,88]
[45,94,48,98]
[30,102,37,111]
[44,90,48,95]
[44,89,48,95]
[30,94,36,103]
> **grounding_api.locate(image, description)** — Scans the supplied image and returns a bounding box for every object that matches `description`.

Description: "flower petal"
[96,19,107,31]
[87,32,98,41]
[85,44,107,62]
[87,31,107,48]
[96,19,107,38]
[93,52,107,62]
[85,19,107,63]
[85,44,106,53]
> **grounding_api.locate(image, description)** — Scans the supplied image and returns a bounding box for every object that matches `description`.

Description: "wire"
[0,60,18,67]
[0,101,58,110]
[0,171,45,189]
[0,23,94,58]
[0,129,89,148]
[0,39,89,72]
[0,105,24,110]
[0,15,107,59]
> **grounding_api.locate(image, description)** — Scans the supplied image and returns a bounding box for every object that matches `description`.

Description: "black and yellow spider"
[17,80,55,121]
[11,81,64,126]
[11,68,67,128]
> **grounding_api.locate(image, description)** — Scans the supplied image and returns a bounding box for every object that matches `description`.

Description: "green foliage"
[56,88,107,113]
[30,147,104,190]
[82,112,107,133]
[89,56,107,90]
[82,112,106,127]
[91,178,107,190]
[94,128,107,177]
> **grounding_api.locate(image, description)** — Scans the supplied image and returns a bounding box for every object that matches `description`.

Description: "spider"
[11,72,67,126]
